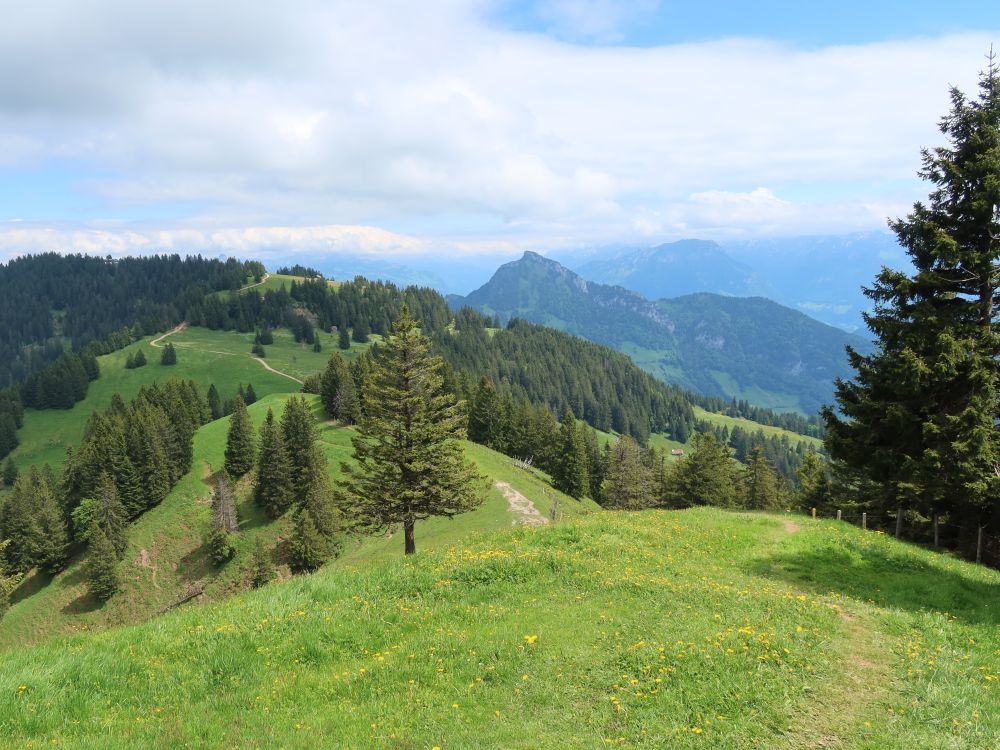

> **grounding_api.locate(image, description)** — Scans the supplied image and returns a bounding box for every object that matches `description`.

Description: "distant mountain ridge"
[571,239,772,300]
[558,233,907,333]
[453,251,873,415]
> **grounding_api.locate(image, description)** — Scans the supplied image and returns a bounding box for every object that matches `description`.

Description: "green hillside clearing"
[0,393,592,650]
[1,508,997,748]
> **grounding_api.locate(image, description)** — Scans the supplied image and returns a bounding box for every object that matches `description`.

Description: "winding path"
[149,319,303,385]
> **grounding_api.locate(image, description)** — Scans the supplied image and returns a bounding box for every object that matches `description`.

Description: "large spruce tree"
[553,410,589,499]
[339,305,485,555]
[85,524,121,602]
[602,435,653,510]
[320,352,359,424]
[823,57,1000,540]
[254,408,294,518]
[224,396,256,479]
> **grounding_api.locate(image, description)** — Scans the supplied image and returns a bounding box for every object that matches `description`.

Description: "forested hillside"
[455,251,871,415]
[0,253,264,387]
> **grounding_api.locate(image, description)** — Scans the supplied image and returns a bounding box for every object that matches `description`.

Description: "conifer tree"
[244,383,257,405]
[254,409,294,517]
[796,449,833,514]
[467,377,506,450]
[352,317,370,344]
[339,306,485,555]
[313,340,322,353]
[160,342,177,365]
[823,57,1000,537]
[320,352,359,424]
[133,349,146,368]
[281,395,323,505]
[0,540,22,621]
[742,446,783,511]
[207,384,223,420]
[602,435,653,509]
[338,326,351,350]
[249,537,274,588]
[2,457,16,487]
[224,396,256,479]
[0,473,41,573]
[288,507,328,573]
[662,432,739,508]
[553,410,589,499]
[92,472,128,559]
[85,523,120,602]
[28,466,69,573]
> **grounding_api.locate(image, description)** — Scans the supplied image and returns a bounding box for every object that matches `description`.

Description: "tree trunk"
[895,506,904,539]
[933,514,939,548]
[404,517,415,556]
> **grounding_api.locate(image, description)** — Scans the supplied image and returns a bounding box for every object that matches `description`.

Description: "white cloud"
[0,1,995,252]
[0,223,433,262]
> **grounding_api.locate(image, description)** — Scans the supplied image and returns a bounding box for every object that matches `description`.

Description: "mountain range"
[451,251,874,415]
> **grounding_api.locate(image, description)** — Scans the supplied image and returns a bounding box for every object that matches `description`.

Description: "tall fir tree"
[338,326,351,350]
[796,449,833,514]
[85,524,120,602]
[29,466,70,573]
[553,410,589,499]
[741,446,783,511]
[2,457,16,487]
[0,540,22,621]
[254,408,294,518]
[288,507,328,573]
[662,432,739,508]
[207,384,223,421]
[281,396,321,505]
[160,342,177,365]
[602,435,653,510]
[249,537,274,588]
[338,306,485,555]
[823,57,1000,541]
[224,396,256,479]
[352,317,370,344]
[0,473,41,573]
[93,472,128,559]
[320,352,360,424]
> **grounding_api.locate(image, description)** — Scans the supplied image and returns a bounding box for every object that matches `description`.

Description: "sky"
[0,0,998,262]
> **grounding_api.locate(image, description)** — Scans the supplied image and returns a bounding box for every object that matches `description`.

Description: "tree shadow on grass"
[62,589,100,615]
[177,542,215,585]
[748,543,1000,626]
[10,568,53,605]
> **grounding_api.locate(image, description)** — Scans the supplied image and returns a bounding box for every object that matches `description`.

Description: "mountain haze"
[570,239,772,299]
[455,251,872,415]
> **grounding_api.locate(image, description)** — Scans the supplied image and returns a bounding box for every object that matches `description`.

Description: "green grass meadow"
[1,509,998,748]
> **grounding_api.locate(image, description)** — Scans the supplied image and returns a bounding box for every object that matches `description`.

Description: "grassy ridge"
[1,509,997,748]
[0,392,592,650]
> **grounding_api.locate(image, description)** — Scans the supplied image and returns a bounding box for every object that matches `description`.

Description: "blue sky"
[0,0,997,260]
[497,0,1000,46]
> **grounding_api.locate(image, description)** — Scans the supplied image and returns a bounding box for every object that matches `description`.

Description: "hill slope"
[455,251,872,414]
[0,390,593,649]
[1,507,997,748]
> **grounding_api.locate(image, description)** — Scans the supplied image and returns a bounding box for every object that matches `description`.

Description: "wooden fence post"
[811,507,816,519]
[933,515,939,548]
[862,512,867,530]
[836,509,842,521]
[977,525,984,564]
[896,506,904,538]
